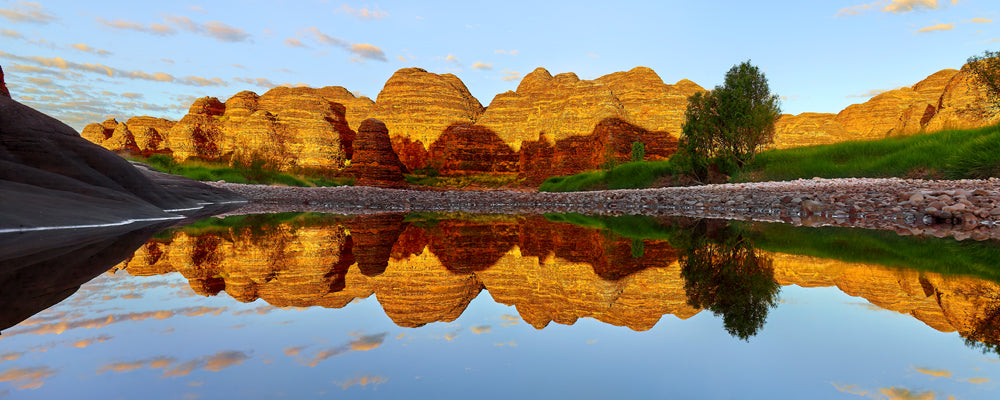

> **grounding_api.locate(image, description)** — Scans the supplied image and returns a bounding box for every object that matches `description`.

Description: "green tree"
[677,60,781,180]
[631,141,646,162]
[967,50,1000,108]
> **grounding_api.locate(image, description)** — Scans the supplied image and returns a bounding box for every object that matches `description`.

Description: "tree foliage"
[677,60,781,181]
[967,50,1000,109]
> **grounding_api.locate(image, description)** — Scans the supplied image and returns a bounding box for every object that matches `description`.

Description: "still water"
[2,213,1000,399]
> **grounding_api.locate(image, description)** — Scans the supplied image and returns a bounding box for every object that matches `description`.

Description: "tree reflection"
[678,220,780,341]
[963,305,1000,357]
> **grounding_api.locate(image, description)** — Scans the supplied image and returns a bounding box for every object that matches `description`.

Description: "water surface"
[1,213,999,399]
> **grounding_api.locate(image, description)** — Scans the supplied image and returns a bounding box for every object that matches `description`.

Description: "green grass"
[133,154,351,187]
[546,212,1000,285]
[735,124,1000,182]
[539,160,678,192]
[152,212,350,240]
[541,124,1000,191]
[405,173,524,188]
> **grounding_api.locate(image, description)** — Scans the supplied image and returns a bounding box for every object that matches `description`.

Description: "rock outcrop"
[774,68,999,149]
[476,67,699,152]
[0,65,9,98]
[367,68,484,150]
[346,119,407,187]
[0,84,243,231]
[426,123,520,175]
[80,63,999,183]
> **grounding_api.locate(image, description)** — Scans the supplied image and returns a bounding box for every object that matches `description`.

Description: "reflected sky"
[1,213,999,399]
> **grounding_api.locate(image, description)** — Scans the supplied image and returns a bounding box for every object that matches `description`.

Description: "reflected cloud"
[99,356,175,374]
[3,307,228,337]
[0,353,23,363]
[879,387,938,400]
[163,360,200,378]
[913,367,952,378]
[963,377,990,383]
[350,333,387,351]
[71,334,112,348]
[202,351,249,372]
[283,346,307,356]
[300,332,387,367]
[0,366,57,390]
[337,375,388,390]
[471,325,491,334]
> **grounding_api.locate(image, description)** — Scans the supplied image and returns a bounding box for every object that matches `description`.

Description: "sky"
[1,0,998,131]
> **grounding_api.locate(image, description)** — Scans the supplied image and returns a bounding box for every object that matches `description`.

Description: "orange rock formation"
[82,64,999,181]
[774,67,999,148]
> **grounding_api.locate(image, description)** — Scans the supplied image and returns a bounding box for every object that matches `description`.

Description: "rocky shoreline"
[209,177,1000,241]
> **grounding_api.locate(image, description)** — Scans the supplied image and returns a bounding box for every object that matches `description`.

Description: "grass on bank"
[404,172,525,189]
[547,213,1000,284]
[735,123,1000,182]
[540,123,1000,192]
[133,154,352,187]
[539,160,678,192]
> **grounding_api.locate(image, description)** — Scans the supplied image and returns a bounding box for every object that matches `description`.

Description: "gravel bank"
[208,178,1000,241]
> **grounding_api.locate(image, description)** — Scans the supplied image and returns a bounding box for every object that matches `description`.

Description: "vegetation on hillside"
[134,154,352,187]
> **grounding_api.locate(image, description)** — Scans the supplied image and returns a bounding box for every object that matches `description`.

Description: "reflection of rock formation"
[116,214,1000,342]
[118,215,686,330]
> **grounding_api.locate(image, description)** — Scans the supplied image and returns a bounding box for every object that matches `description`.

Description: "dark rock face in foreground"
[0,85,243,231]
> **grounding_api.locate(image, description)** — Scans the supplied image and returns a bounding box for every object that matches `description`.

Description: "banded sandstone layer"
[117,215,1000,337]
[82,64,998,184]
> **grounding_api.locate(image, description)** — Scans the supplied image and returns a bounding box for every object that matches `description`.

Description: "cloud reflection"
[336,375,388,390]
[0,366,57,390]
[300,333,387,367]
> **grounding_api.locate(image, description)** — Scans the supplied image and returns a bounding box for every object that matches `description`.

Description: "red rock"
[519,117,678,184]
[347,119,408,187]
[427,123,519,175]
[390,136,429,171]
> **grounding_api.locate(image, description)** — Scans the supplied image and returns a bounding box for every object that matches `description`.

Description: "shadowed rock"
[347,119,408,188]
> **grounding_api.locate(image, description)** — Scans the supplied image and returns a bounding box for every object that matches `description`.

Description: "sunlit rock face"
[367,68,485,154]
[773,68,1000,149]
[477,67,700,152]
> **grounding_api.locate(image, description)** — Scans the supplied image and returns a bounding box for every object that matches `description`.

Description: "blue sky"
[1,0,998,130]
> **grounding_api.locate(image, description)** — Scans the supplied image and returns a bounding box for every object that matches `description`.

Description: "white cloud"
[836,0,955,16]
[284,38,309,48]
[0,1,57,24]
[338,4,388,20]
[70,43,112,56]
[471,62,492,70]
[445,54,459,63]
[501,69,522,82]
[494,49,519,55]
[97,14,250,42]
[917,22,954,32]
